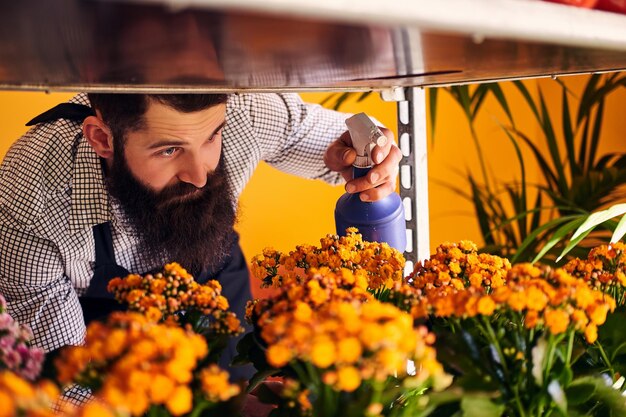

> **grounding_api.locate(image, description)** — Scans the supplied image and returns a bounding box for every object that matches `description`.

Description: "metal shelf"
[2,0,626,92]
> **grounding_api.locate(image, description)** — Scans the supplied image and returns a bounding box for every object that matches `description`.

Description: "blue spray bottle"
[334,113,407,252]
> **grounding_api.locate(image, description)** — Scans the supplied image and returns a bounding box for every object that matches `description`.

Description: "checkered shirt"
[0,92,347,354]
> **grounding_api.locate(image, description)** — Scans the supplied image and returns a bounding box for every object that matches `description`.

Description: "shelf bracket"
[382,87,430,272]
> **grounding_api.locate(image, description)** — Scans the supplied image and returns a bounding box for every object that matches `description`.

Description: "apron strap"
[80,222,130,323]
[26,103,95,126]
[93,221,118,266]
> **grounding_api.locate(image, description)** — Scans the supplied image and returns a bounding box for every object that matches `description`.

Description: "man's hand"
[324,126,402,202]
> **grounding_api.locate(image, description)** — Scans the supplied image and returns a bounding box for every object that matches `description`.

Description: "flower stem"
[565,330,574,367]
[596,341,614,378]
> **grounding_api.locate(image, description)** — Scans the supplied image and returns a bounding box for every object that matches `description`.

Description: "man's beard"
[105,149,237,276]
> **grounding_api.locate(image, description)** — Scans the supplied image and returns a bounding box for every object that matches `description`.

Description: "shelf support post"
[383,86,430,272]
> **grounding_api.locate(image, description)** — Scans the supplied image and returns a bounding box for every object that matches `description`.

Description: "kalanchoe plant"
[238,267,451,417]
[250,227,406,299]
[563,243,626,385]
[107,262,243,361]
[55,311,241,417]
[0,294,45,381]
[385,241,626,417]
[0,370,68,417]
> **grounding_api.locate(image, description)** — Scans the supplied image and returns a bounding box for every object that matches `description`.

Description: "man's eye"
[209,129,223,143]
[159,147,178,157]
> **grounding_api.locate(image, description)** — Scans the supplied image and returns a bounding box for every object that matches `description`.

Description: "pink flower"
[2,349,22,369]
[0,334,15,350]
[0,312,13,328]
[0,309,45,380]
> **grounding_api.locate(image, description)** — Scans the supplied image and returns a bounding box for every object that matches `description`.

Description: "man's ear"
[83,114,115,159]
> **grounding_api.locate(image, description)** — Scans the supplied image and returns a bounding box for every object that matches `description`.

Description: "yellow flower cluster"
[248,268,448,393]
[250,228,405,291]
[0,371,62,417]
[409,263,615,343]
[564,242,626,305]
[107,262,242,335]
[55,312,238,416]
[410,241,510,292]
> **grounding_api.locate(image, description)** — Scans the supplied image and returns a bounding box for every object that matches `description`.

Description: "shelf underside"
[2,0,626,92]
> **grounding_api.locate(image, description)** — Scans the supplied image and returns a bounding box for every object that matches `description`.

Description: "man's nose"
[178,156,208,188]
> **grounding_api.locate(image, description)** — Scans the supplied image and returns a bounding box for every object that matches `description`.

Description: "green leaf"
[611,214,626,243]
[469,176,495,246]
[498,123,527,239]
[510,127,559,192]
[246,368,279,393]
[576,74,602,125]
[531,192,543,232]
[460,395,504,417]
[513,80,541,122]
[470,84,490,119]
[538,89,568,196]
[571,204,626,241]
[532,217,586,263]
[556,227,593,263]
[588,98,605,170]
[579,113,591,174]
[332,92,353,110]
[511,215,580,263]
[568,376,626,415]
[561,87,579,178]
[356,91,372,102]
[319,92,339,107]
[456,85,473,122]
[429,88,439,145]
[487,83,514,127]
[565,380,596,406]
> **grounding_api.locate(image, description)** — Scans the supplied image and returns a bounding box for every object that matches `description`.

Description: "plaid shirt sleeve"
[0,111,90,354]
[238,93,349,185]
[0,210,86,354]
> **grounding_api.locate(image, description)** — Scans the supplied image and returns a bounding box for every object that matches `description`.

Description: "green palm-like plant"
[431,74,626,263]
[509,74,626,262]
[321,74,626,263]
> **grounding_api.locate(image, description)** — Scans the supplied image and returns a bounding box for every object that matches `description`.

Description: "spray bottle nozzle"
[345,113,387,168]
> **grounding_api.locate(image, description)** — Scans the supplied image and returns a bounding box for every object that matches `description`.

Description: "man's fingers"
[324,131,354,169]
[371,127,395,164]
[358,181,396,202]
[344,144,402,196]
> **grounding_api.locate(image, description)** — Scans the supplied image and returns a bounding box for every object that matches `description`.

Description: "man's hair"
[87,94,228,145]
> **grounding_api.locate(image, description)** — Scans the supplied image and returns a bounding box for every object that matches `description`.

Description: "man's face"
[105,100,236,275]
[122,100,226,193]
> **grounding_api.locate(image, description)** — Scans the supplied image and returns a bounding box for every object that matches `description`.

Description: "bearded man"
[0,92,400,385]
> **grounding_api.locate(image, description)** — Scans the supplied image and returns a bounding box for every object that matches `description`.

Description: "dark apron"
[28,103,255,380]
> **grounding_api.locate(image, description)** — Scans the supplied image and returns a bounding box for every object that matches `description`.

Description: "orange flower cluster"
[247,268,449,393]
[250,228,405,291]
[0,370,127,417]
[564,242,626,305]
[55,312,239,416]
[409,241,510,292]
[0,371,62,417]
[107,262,242,335]
[409,262,615,344]
[273,379,313,416]
[199,364,241,402]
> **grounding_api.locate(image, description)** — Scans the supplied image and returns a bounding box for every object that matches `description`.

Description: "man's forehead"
[140,101,227,135]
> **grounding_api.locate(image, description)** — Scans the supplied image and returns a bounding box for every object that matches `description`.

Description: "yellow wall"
[1,76,625,298]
